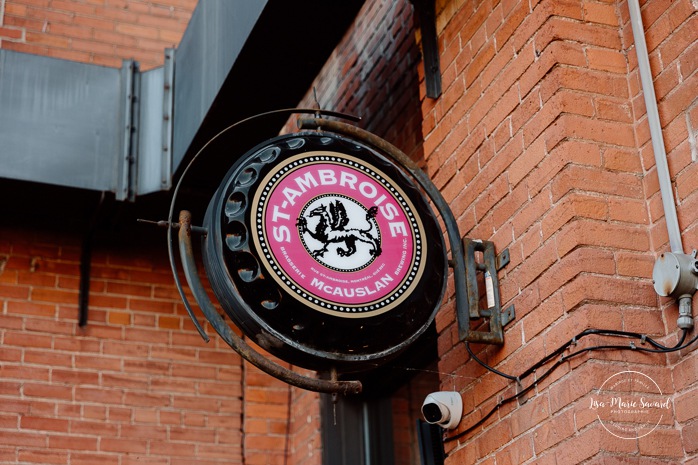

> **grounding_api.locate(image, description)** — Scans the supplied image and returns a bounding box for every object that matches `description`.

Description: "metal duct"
[0,49,174,200]
[0,0,365,201]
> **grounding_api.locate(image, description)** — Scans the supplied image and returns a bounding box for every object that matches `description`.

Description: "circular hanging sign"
[252,152,425,317]
[202,132,446,372]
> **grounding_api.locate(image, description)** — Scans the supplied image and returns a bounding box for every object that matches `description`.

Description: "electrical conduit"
[628,0,695,328]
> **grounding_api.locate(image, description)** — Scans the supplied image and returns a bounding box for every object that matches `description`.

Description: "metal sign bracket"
[459,238,515,345]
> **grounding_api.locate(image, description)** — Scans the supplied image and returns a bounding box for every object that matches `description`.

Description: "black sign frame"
[168,110,470,393]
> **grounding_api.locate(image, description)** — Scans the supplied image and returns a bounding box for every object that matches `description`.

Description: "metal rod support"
[411,0,442,98]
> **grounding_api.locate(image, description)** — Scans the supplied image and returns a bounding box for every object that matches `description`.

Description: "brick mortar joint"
[0,26,24,42]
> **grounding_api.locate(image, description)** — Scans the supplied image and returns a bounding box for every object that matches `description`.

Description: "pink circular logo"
[252,152,426,318]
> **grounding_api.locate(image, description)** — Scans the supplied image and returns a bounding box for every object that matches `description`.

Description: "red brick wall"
[242,362,290,465]
[0,0,349,463]
[0,0,197,69]
[0,4,262,465]
[630,0,698,460]
[286,375,321,465]
[419,0,698,462]
[0,225,244,464]
[4,0,697,463]
[631,0,698,252]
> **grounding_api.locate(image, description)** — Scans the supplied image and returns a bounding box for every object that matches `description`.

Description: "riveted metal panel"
[0,50,123,192]
[137,49,174,196]
[1,1,365,200]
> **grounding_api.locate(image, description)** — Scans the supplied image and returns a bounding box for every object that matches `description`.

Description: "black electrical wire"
[465,341,517,381]
[445,328,695,444]
[467,328,689,383]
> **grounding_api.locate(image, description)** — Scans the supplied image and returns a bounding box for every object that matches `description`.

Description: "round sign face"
[251,153,426,318]
[201,132,446,372]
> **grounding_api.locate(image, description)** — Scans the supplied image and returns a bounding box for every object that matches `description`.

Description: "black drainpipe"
[78,191,106,327]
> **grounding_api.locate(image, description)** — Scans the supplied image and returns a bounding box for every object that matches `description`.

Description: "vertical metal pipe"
[628,0,684,254]
[78,238,93,328]
[413,0,442,98]
[631,0,695,329]
[362,402,371,465]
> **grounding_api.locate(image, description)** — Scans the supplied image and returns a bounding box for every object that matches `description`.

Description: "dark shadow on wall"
[294,0,426,166]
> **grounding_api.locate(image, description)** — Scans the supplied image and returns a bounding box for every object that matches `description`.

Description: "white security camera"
[421,391,463,430]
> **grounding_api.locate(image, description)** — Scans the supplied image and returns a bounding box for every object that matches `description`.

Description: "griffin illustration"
[296,201,382,260]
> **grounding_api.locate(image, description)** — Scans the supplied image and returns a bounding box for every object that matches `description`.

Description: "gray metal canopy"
[0,0,365,204]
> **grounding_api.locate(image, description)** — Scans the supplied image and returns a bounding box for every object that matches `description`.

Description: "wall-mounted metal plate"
[460,238,515,345]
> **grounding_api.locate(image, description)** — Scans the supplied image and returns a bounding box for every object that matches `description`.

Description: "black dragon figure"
[296,200,382,260]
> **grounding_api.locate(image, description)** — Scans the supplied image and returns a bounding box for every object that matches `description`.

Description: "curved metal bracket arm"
[177,210,362,395]
[167,109,361,344]
[297,118,516,345]
[297,117,468,333]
